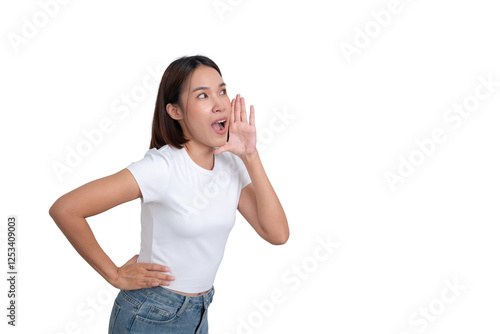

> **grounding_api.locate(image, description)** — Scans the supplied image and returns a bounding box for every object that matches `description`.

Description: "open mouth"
[211,119,227,133]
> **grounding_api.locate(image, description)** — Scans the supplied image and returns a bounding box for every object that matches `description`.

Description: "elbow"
[49,200,61,225]
[264,216,289,245]
[49,197,68,225]
[49,200,58,220]
[268,227,289,246]
[270,236,288,246]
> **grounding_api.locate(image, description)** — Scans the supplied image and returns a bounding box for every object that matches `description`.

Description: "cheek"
[185,107,211,133]
[222,97,231,111]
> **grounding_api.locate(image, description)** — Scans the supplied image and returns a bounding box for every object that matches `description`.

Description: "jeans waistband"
[134,286,215,310]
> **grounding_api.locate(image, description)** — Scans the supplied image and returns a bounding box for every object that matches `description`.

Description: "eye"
[197,93,207,98]
[220,89,227,95]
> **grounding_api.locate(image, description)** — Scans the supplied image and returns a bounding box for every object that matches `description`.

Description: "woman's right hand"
[111,254,175,290]
[50,169,175,292]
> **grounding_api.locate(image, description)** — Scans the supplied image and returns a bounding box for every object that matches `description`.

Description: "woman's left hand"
[214,94,257,157]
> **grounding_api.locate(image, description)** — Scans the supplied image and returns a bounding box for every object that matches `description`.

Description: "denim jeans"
[108,286,214,334]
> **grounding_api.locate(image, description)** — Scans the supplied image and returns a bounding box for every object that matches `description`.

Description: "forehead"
[188,65,222,87]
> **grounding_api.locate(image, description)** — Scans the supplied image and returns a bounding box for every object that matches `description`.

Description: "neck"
[184,141,215,170]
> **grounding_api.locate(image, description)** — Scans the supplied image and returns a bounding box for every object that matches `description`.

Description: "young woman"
[49,55,289,333]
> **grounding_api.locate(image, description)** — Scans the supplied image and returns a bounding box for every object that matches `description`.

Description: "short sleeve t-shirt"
[126,145,251,293]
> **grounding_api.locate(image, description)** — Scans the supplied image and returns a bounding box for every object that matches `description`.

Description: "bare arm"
[49,169,174,290]
[214,94,289,245]
[238,151,289,245]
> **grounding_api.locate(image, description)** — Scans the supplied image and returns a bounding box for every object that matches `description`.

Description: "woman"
[49,55,289,333]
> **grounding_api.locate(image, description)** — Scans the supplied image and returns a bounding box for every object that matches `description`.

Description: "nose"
[212,98,225,113]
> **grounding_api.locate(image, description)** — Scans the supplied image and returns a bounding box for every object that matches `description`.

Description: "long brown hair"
[149,55,222,149]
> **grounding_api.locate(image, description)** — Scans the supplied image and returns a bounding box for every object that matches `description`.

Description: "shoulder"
[127,145,180,176]
[142,145,180,165]
[126,146,177,203]
[156,145,179,161]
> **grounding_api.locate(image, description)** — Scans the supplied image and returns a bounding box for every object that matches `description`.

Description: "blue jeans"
[108,286,214,334]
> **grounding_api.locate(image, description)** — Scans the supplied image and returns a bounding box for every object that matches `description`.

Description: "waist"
[136,285,215,308]
[139,241,227,293]
[164,287,211,296]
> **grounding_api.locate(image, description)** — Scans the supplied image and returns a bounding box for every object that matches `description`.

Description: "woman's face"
[177,65,231,150]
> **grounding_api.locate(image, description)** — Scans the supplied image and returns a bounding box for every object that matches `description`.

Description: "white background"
[1,0,500,333]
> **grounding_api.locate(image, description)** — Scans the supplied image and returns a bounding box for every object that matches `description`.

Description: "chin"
[213,140,227,149]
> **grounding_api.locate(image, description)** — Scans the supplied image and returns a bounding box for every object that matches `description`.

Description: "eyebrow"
[191,82,226,93]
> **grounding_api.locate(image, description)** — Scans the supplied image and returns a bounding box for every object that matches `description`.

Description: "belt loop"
[176,295,191,317]
[204,286,214,308]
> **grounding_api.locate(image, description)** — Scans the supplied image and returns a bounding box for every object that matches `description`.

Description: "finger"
[143,275,172,288]
[240,97,248,123]
[155,273,175,282]
[163,274,175,281]
[230,98,235,124]
[148,279,163,287]
[144,270,174,280]
[234,94,241,122]
[249,105,255,126]
[137,276,163,288]
[143,263,170,273]
[150,275,175,286]
[214,144,230,155]
[145,271,175,283]
[125,254,139,265]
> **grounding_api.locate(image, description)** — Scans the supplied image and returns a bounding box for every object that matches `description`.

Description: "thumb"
[126,254,139,265]
[214,144,229,155]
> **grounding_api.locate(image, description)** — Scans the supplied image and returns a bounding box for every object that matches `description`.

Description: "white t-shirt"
[126,144,251,293]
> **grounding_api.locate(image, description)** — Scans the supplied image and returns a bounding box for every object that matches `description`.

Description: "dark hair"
[149,55,223,149]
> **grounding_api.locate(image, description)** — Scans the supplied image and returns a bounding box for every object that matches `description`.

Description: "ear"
[166,103,183,121]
